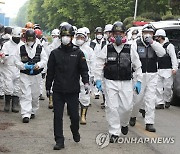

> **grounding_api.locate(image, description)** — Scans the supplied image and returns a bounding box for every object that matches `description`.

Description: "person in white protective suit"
[0,24,5,99]
[83,27,91,46]
[74,28,95,125]
[0,26,12,99]
[90,27,106,99]
[46,28,61,109]
[15,29,47,123]
[154,29,178,109]
[103,24,113,43]
[94,21,143,143]
[34,29,49,101]
[129,25,166,132]
[0,27,23,113]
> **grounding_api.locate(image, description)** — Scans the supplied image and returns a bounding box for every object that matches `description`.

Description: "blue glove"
[96,80,102,91]
[24,63,34,70]
[134,81,141,94]
[24,63,34,74]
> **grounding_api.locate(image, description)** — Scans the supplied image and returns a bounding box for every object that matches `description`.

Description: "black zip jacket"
[46,43,89,93]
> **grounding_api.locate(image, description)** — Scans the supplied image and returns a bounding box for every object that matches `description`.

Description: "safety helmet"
[132,29,139,35]
[104,24,113,32]
[0,24,4,33]
[59,22,69,30]
[25,29,36,42]
[34,24,41,30]
[154,29,166,37]
[142,24,155,32]
[12,27,22,38]
[94,27,103,33]
[83,27,90,34]
[4,27,12,34]
[60,23,74,36]
[34,29,43,38]
[76,28,87,38]
[25,22,34,29]
[51,29,60,36]
[112,21,125,32]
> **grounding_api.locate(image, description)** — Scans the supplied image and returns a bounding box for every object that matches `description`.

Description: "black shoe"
[139,109,145,118]
[95,95,100,99]
[53,144,64,150]
[165,102,170,109]
[155,104,164,109]
[72,132,80,142]
[145,124,156,132]
[121,126,128,135]
[30,114,35,119]
[129,117,136,127]
[23,117,29,123]
[0,95,4,99]
[39,94,45,100]
[110,135,119,143]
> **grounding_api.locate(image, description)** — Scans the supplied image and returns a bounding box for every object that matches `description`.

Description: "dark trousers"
[53,92,79,144]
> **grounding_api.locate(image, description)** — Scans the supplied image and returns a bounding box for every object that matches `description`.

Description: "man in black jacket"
[46,23,89,150]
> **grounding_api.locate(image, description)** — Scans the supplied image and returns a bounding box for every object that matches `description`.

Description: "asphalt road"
[0,95,180,154]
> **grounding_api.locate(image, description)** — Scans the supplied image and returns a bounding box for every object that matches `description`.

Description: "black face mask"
[12,37,20,44]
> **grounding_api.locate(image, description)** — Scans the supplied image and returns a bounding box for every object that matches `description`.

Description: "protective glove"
[96,80,102,91]
[145,37,153,44]
[24,63,35,75]
[84,83,90,94]
[24,63,34,70]
[134,81,141,94]
[46,90,51,98]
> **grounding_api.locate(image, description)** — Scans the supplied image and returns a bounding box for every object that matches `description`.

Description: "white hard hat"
[154,29,166,37]
[12,27,22,37]
[142,24,155,32]
[104,24,113,32]
[51,29,60,36]
[76,28,87,38]
[83,27,90,34]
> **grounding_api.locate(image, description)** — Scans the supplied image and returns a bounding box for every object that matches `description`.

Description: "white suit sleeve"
[89,48,95,77]
[93,45,107,81]
[151,41,166,57]
[131,42,143,82]
[37,47,48,69]
[14,52,25,70]
[167,43,178,70]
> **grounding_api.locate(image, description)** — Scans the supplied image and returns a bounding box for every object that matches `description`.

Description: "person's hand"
[84,83,90,94]
[172,69,176,75]
[145,37,153,44]
[96,80,102,91]
[46,90,51,98]
[134,81,141,94]
[0,52,5,58]
[34,64,40,70]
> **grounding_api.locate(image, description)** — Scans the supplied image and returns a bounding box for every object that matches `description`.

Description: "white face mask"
[143,33,152,40]
[76,39,85,46]
[96,34,103,40]
[27,41,34,47]
[132,34,137,40]
[61,36,71,45]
